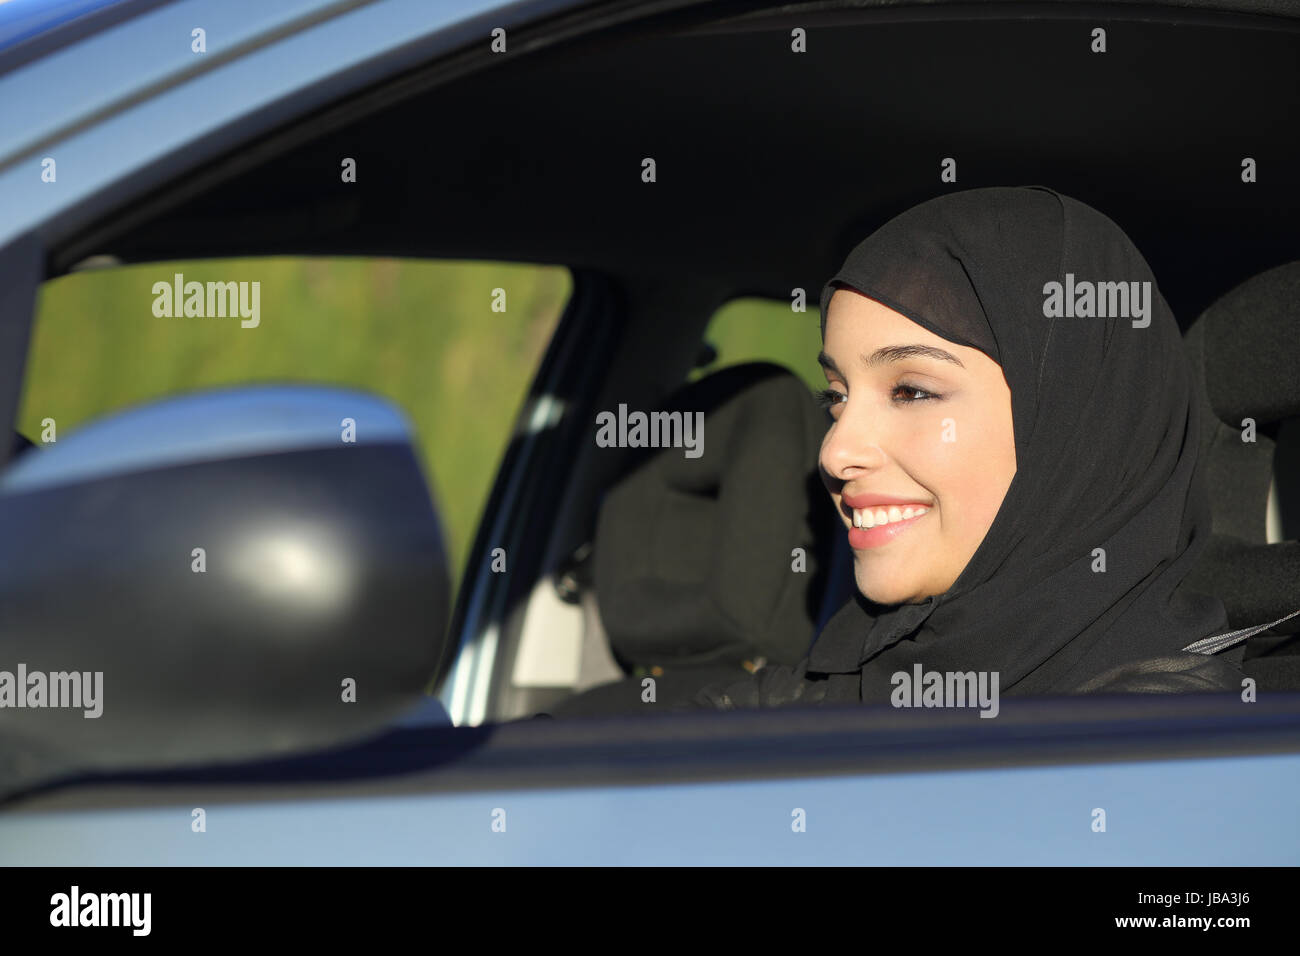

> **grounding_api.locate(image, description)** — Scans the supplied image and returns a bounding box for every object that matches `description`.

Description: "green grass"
[18,264,825,600]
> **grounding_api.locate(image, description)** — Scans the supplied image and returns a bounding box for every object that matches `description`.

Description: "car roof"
[0,0,142,55]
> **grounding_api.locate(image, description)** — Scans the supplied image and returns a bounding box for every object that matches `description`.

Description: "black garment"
[696,186,1243,710]
[695,596,1245,710]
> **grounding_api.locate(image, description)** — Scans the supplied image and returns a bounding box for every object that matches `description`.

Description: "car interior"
[17,2,1300,724]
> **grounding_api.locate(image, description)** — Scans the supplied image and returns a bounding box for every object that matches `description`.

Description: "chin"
[854,569,919,607]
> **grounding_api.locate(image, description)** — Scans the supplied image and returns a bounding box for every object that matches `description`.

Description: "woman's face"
[818,289,1018,605]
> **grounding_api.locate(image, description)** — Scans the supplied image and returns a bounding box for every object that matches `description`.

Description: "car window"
[17,257,571,597]
[692,295,825,392]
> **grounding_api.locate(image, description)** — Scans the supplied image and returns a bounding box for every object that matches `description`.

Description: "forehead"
[822,288,1006,380]
[824,288,944,343]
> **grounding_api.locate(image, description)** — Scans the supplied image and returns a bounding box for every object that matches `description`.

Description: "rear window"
[693,295,824,392]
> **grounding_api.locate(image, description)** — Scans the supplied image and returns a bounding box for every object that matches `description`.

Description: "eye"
[892,382,941,404]
[815,388,846,410]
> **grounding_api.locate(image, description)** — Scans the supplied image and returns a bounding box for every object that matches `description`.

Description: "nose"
[819,409,888,486]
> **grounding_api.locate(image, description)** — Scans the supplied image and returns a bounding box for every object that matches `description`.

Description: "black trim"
[0,233,42,470]
[432,268,623,697]
[696,0,1300,34]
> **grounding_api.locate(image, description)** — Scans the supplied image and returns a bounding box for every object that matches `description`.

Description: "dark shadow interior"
[56,5,1300,327]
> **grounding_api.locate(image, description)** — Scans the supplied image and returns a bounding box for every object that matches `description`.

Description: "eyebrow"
[817,344,965,378]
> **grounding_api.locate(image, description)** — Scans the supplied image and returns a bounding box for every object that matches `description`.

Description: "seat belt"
[1181,608,1300,655]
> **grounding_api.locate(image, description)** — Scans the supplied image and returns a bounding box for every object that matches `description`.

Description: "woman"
[695,185,1245,710]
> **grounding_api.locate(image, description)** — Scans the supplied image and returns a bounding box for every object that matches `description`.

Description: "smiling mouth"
[846,503,932,529]
[843,505,931,550]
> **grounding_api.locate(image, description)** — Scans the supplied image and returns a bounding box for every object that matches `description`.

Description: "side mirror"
[0,386,450,795]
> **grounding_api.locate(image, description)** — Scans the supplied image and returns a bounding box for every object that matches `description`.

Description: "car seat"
[1183,261,1300,690]
[550,362,836,715]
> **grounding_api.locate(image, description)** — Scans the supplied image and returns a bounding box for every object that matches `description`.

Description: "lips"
[839,491,934,551]
[846,508,929,550]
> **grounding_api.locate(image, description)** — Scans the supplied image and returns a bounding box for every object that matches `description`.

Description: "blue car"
[0,0,1298,876]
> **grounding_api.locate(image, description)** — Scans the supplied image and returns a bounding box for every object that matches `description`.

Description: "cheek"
[895,410,963,486]
[941,408,1019,541]
[909,409,1010,537]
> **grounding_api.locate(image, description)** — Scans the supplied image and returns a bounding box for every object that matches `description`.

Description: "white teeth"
[851,505,931,529]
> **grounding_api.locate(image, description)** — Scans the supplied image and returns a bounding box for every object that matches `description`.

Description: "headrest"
[594,362,834,670]
[1192,261,1300,426]
[1183,262,1300,637]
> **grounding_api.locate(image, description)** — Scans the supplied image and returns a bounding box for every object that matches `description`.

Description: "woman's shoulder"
[1065,651,1246,695]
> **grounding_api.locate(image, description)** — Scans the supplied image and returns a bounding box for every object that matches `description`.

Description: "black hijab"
[804,185,1231,700]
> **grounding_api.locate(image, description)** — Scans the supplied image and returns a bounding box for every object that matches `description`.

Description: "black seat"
[550,362,835,715]
[1183,261,1300,689]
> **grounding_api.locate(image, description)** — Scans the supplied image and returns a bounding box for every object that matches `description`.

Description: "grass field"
[19,258,824,597]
